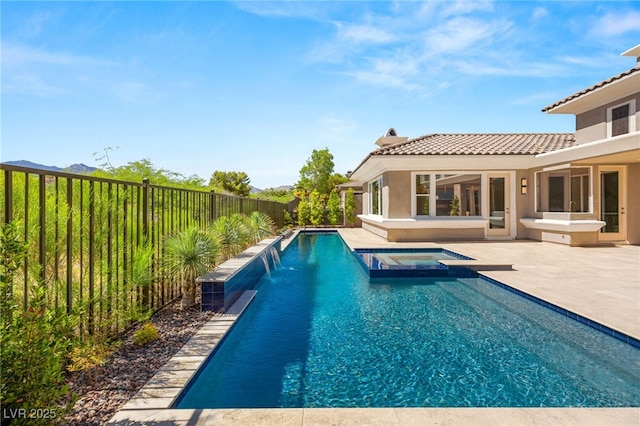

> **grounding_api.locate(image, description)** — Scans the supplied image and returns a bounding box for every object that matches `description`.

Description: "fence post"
[3,169,12,224]
[142,178,150,309]
[38,175,46,283]
[210,190,216,222]
[66,177,73,314]
[88,180,95,335]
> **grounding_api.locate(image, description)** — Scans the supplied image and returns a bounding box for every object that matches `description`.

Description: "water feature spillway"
[197,237,281,312]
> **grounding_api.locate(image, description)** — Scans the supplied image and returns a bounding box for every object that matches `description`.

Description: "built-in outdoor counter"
[520,217,605,246]
[359,215,488,242]
[197,237,281,312]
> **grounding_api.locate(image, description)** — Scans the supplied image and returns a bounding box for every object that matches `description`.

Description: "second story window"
[608,100,635,138]
[612,104,630,137]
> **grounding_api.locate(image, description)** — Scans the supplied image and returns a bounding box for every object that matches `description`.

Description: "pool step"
[226,290,257,315]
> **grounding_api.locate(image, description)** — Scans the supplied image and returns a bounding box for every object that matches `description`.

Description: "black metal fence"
[0,164,287,336]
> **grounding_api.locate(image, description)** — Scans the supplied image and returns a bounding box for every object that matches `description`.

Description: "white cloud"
[2,42,78,66]
[510,92,557,106]
[424,17,511,55]
[336,22,395,44]
[231,1,332,21]
[3,42,117,68]
[591,10,640,37]
[531,7,548,21]
[558,55,603,68]
[306,2,523,93]
[439,0,494,19]
[2,72,71,97]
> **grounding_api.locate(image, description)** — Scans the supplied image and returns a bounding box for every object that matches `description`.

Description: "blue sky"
[2,1,639,189]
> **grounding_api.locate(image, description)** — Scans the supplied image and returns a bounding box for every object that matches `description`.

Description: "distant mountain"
[263,185,294,192]
[3,160,97,174]
[66,163,98,174]
[250,185,294,194]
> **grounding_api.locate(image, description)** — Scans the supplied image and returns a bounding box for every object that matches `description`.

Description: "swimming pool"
[175,232,640,408]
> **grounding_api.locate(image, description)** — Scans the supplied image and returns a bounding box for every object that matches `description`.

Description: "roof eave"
[543,69,640,115]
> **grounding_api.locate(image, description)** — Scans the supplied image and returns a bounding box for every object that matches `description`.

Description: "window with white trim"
[369,177,382,215]
[435,174,481,216]
[413,173,481,217]
[607,100,636,138]
[415,174,430,215]
[535,167,591,213]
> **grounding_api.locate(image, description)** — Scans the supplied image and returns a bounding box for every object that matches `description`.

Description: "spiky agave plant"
[246,211,275,244]
[210,214,250,261]
[163,227,219,309]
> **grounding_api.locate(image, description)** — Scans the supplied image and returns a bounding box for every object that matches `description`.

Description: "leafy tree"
[309,190,325,226]
[252,187,295,203]
[345,188,357,227]
[329,173,349,190]
[91,157,206,190]
[296,148,347,195]
[327,189,341,225]
[297,193,310,227]
[209,171,252,197]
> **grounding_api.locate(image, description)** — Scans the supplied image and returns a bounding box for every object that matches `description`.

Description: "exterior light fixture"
[521,178,528,194]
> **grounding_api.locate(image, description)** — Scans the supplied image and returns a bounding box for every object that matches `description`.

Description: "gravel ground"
[63,301,214,426]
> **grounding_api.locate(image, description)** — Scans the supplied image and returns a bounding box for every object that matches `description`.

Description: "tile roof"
[542,67,640,112]
[372,133,576,156]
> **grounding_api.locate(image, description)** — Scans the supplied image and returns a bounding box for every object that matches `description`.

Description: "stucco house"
[348,46,640,246]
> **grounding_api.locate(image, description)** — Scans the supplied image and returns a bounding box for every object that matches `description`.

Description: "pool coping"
[108,230,640,425]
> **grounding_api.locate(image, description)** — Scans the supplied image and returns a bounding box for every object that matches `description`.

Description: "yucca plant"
[210,214,249,261]
[163,227,219,309]
[245,211,275,244]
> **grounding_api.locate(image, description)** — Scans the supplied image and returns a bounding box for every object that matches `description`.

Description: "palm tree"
[245,211,275,244]
[163,227,219,309]
[210,214,249,261]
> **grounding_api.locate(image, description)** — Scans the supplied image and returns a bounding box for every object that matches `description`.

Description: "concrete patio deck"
[108,229,639,426]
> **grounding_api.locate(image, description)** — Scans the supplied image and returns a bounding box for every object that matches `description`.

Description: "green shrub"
[283,209,292,226]
[210,215,246,261]
[133,321,159,346]
[67,338,118,385]
[297,193,310,226]
[1,285,74,420]
[245,211,275,244]
[309,190,325,226]
[0,222,76,421]
[164,227,219,309]
[344,188,357,227]
[327,189,341,225]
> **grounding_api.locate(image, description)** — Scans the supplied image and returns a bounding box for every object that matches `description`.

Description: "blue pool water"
[356,248,472,268]
[354,248,474,278]
[176,232,640,408]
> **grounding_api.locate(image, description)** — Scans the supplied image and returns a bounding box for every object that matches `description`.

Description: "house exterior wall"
[575,93,639,144]
[360,161,637,246]
[386,228,485,242]
[515,169,530,239]
[384,171,411,218]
